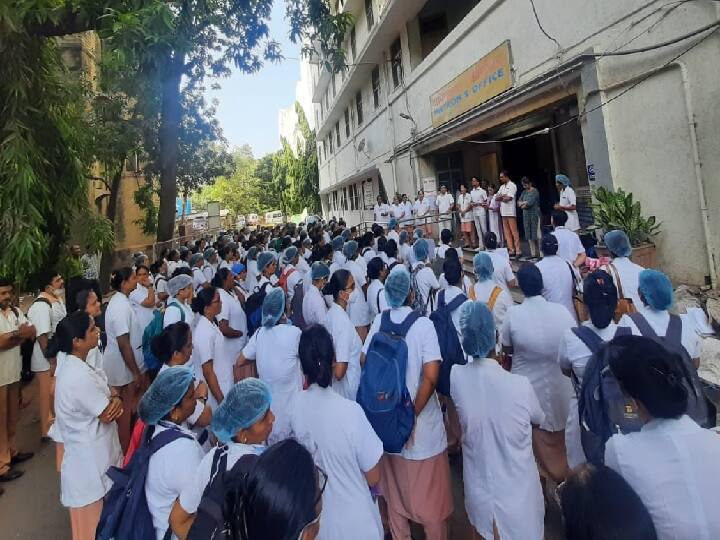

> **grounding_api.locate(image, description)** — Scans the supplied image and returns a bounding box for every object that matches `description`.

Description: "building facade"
[309,0,720,286]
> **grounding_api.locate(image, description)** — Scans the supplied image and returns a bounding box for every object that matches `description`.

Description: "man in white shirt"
[535,234,578,321]
[551,210,586,268]
[413,190,431,237]
[470,176,488,250]
[435,185,455,237]
[401,194,414,232]
[496,171,520,258]
[373,196,391,225]
[554,174,581,232]
[391,195,405,222]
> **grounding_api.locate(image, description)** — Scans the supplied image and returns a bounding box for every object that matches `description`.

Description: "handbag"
[606,263,637,322]
[567,261,589,322]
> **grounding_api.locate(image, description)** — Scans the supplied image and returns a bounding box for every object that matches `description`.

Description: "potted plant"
[589,187,661,268]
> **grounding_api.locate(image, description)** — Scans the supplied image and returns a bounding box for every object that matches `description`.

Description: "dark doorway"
[434,151,465,196]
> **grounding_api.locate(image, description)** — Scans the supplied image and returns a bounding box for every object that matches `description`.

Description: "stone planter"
[595,242,657,268]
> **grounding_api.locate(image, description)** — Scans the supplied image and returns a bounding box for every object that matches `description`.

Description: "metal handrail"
[354,209,463,236]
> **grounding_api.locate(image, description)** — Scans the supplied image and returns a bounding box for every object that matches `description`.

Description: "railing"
[355,210,461,238]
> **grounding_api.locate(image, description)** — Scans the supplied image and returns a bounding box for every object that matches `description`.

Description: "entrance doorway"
[434,151,465,196]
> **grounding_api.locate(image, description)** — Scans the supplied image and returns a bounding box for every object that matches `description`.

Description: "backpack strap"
[487,287,502,311]
[437,289,446,309]
[446,292,467,313]
[168,302,186,323]
[666,314,683,347]
[628,312,658,339]
[614,326,632,338]
[147,427,195,457]
[607,263,626,299]
[380,310,421,338]
[571,326,604,354]
[34,297,52,307]
[376,287,383,312]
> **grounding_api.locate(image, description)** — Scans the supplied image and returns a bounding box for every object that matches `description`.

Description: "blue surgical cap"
[604,230,632,258]
[473,253,494,281]
[311,262,330,281]
[384,266,411,308]
[211,378,272,443]
[556,174,571,186]
[257,251,276,274]
[332,236,344,252]
[231,262,246,276]
[247,247,259,261]
[282,246,299,264]
[138,366,194,425]
[262,287,286,327]
[341,228,351,241]
[190,253,204,267]
[413,238,429,261]
[459,301,496,358]
[638,269,674,311]
[168,274,193,297]
[414,227,425,239]
[389,218,398,229]
[399,231,408,245]
[343,240,358,259]
[203,248,217,260]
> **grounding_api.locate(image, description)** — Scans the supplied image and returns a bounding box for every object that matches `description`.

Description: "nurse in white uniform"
[190,287,228,409]
[472,253,513,333]
[129,264,156,373]
[435,185,455,236]
[290,326,383,540]
[536,233,579,321]
[303,262,330,326]
[322,270,362,401]
[452,301,545,540]
[601,230,645,309]
[483,232,516,290]
[170,379,275,538]
[163,274,195,329]
[604,335,720,540]
[53,311,123,540]
[212,268,247,395]
[410,239,440,316]
[139,367,204,540]
[366,257,389,321]
[501,264,575,482]
[238,288,303,444]
[255,251,279,291]
[554,174,581,232]
[342,241,371,340]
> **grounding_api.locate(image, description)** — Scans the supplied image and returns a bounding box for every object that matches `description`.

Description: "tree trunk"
[99,166,123,294]
[156,51,185,242]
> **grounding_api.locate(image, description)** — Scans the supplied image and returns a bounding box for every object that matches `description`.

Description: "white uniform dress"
[55,354,122,508]
[303,284,329,326]
[363,307,446,461]
[145,422,204,540]
[485,250,515,290]
[536,255,577,321]
[557,322,619,468]
[27,297,66,372]
[129,284,154,371]
[366,279,389,321]
[192,267,207,292]
[605,415,720,540]
[457,192,473,226]
[500,296,575,431]
[471,187,488,246]
[290,385,384,540]
[413,198,430,227]
[601,257,645,308]
[323,304,362,400]
[242,324,303,443]
[104,292,137,387]
[451,358,545,540]
[553,227,585,264]
[559,186,580,231]
[163,300,194,329]
[344,259,371,327]
[411,262,440,316]
[436,192,455,232]
[216,288,248,394]
[192,316,229,409]
[618,306,702,360]
[373,203,391,224]
[472,280,514,331]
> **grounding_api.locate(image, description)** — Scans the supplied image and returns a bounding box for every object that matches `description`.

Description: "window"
[332,191,339,211]
[391,38,403,88]
[329,134,334,154]
[372,66,381,108]
[345,108,351,138]
[356,91,364,125]
[335,122,341,147]
[365,0,374,29]
[351,184,360,210]
[350,27,357,60]
[331,74,336,97]
[343,187,349,211]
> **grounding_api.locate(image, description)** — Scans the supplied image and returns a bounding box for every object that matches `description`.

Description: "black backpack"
[187,448,258,540]
[244,282,271,337]
[289,280,306,329]
[429,290,468,396]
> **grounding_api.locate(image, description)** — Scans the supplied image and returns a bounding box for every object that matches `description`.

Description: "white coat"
[303,284,329,326]
[104,292,137,387]
[559,186,580,231]
[192,316,229,409]
[536,255,577,321]
[323,303,362,400]
[216,288,248,388]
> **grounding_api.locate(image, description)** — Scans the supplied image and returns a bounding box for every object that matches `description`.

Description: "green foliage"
[591,187,662,246]
[83,213,116,253]
[133,180,158,235]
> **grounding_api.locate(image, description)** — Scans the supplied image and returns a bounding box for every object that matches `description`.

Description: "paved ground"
[2,382,563,540]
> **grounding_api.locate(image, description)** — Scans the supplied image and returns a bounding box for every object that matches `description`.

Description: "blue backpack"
[142,303,185,371]
[97,425,194,540]
[429,290,468,397]
[575,325,638,465]
[357,310,420,453]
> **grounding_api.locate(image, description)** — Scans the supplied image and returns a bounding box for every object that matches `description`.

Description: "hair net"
[473,252,495,281]
[203,248,217,260]
[388,218,398,229]
[341,228,351,241]
[604,230,632,258]
[638,269,674,311]
[211,378,272,443]
[332,236,344,252]
[384,266,411,308]
[168,274,193,297]
[262,287,286,327]
[282,246,299,264]
[311,262,330,281]
[459,301,496,358]
[343,240,358,259]
[399,231,408,245]
[138,366,194,425]
[555,174,571,186]
[231,262,246,276]
[302,237,312,246]
[414,227,425,239]
[257,251,276,274]
[413,238,429,261]
[518,264,544,297]
[178,246,189,255]
[541,233,559,255]
[247,247,259,261]
[189,253,204,267]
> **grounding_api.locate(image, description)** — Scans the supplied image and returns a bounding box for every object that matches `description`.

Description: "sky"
[206,0,301,159]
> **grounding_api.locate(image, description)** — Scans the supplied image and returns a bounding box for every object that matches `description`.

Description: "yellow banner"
[430,41,513,127]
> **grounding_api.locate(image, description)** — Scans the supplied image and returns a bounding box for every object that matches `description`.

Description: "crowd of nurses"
[14,215,717,540]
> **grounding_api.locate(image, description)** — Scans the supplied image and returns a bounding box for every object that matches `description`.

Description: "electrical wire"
[529,0,563,49]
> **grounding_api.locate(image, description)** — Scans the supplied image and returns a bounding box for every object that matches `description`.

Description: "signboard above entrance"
[430,41,513,128]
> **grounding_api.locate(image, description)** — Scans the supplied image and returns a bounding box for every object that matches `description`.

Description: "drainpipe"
[384,51,399,197]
